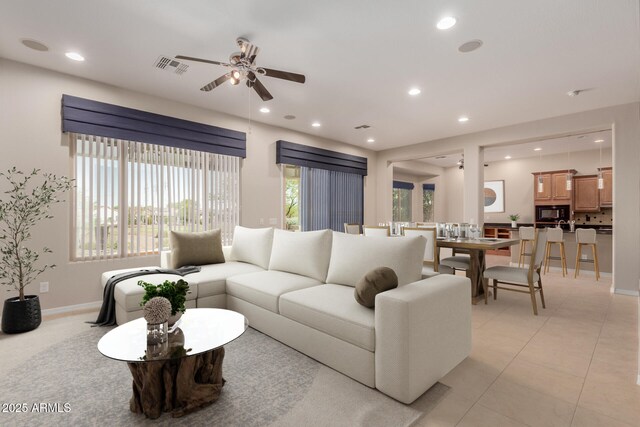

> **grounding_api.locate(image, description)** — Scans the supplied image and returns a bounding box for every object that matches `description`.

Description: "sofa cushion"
[226,270,323,313]
[326,232,425,287]
[280,284,375,352]
[229,226,274,269]
[268,229,333,282]
[354,267,398,308]
[110,273,197,312]
[169,229,225,269]
[100,267,161,288]
[187,261,265,298]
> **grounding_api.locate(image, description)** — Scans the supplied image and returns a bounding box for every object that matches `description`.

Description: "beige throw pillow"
[354,267,398,308]
[169,229,225,269]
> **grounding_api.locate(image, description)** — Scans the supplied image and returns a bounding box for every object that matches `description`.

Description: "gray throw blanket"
[89,265,201,327]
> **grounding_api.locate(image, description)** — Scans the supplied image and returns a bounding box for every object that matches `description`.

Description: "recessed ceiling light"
[367,138,375,143]
[458,39,483,53]
[458,116,469,123]
[65,52,85,61]
[594,139,604,143]
[505,155,512,160]
[534,147,542,151]
[20,38,48,52]
[311,122,321,128]
[436,17,457,30]
[259,107,270,113]
[408,88,421,96]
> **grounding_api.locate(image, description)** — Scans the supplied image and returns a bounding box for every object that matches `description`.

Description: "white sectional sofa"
[100,226,472,404]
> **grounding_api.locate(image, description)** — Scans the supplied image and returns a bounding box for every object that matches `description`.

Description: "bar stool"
[574,228,600,280]
[543,227,567,277]
[518,226,535,268]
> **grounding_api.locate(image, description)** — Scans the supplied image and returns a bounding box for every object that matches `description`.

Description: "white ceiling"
[417,129,612,168]
[1,1,638,151]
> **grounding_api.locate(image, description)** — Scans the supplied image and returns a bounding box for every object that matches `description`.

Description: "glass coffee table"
[98,308,248,419]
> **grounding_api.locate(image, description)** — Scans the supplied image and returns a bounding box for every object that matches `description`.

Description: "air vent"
[354,124,371,129]
[153,56,189,75]
[435,155,447,159]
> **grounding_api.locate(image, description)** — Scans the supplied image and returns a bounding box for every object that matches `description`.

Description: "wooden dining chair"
[362,225,391,237]
[343,223,361,235]
[402,227,439,276]
[483,229,548,315]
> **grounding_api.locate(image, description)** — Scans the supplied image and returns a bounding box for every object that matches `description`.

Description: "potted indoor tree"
[509,213,520,228]
[0,168,73,333]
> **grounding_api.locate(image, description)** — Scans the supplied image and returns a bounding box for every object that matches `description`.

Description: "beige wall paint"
[440,148,613,224]
[0,59,377,312]
[376,103,640,295]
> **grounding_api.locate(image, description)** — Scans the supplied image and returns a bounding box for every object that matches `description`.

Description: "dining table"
[436,237,521,303]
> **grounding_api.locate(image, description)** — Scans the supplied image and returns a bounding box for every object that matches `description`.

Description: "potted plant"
[0,168,73,333]
[509,214,520,228]
[138,279,190,325]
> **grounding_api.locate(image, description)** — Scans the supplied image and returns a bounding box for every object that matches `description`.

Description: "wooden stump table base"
[127,347,225,419]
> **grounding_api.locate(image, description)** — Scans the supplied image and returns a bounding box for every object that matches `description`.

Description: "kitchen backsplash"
[574,208,613,225]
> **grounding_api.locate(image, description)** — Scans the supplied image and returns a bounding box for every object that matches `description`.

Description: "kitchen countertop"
[483,222,613,235]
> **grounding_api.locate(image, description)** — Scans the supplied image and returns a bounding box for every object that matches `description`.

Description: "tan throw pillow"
[169,229,225,269]
[354,267,398,308]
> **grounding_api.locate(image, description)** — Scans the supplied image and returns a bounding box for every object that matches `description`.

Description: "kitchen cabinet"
[599,167,613,207]
[483,226,511,255]
[533,170,576,204]
[573,175,600,212]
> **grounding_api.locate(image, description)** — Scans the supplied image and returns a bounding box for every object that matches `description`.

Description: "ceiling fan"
[176,37,306,102]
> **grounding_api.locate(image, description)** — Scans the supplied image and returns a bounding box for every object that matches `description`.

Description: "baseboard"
[41,300,102,316]
[508,262,612,277]
[613,289,640,297]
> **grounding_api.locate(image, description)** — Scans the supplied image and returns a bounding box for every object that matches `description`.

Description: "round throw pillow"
[354,267,398,308]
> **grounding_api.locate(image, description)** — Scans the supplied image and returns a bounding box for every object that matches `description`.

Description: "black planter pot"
[1,295,42,334]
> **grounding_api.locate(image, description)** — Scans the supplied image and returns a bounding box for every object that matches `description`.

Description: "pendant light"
[537,150,544,192]
[565,139,572,191]
[597,139,604,189]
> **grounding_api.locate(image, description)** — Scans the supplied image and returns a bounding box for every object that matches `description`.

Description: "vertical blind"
[72,134,240,261]
[300,167,363,232]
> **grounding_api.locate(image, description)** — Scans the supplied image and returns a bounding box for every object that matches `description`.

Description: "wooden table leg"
[127,347,225,419]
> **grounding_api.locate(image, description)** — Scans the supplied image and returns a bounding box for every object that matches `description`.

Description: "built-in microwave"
[535,205,570,223]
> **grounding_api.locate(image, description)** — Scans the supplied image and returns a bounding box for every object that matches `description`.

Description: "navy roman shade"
[276,140,367,176]
[423,183,435,191]
[393,181,414,190]
[61,94,246,158]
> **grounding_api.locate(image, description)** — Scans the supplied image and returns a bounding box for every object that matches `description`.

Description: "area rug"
[0,326,448,426]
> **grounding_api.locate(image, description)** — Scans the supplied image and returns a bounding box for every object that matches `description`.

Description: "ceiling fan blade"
[176,55,230,67]
[251,77,274,101]
[200,74,230,92]
[261,68,306,84]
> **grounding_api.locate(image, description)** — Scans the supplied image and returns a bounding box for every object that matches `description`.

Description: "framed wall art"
[484,180,505,213]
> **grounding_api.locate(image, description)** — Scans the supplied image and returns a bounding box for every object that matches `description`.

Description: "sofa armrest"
[160,246,233,269]
[375,275,472,404]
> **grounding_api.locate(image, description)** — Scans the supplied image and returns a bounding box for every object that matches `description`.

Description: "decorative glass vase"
[147,321,168,345]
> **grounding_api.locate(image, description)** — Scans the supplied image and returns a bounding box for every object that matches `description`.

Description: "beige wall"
[376,103,640,296]
[0,59,377,312]
[441,148,613,224]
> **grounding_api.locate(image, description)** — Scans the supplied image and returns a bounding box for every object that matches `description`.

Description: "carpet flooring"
[1,320,447,426]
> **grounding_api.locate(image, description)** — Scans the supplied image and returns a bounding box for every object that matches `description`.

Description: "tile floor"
[418,256,640,426]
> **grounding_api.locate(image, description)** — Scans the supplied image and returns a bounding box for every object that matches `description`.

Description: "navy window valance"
[61,94,246,158]
[276,140,367,176]
[423,183,436,191]
[393,181,414,190]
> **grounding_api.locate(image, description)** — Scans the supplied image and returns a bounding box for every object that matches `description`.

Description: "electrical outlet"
[269,218,278,225]
[39,282,49,293]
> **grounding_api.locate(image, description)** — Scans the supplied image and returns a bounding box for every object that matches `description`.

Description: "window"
[423,183,435,222]
[392,181,413,222]
[71,134,240,260]
[284,165,300,231]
